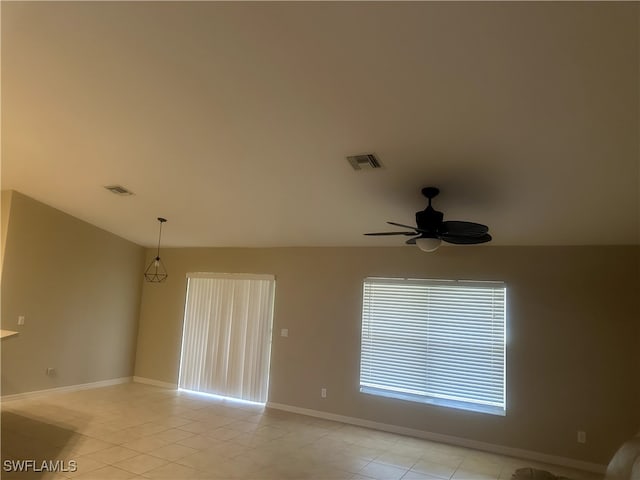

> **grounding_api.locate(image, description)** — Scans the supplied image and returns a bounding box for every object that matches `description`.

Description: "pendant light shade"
[144,217,168,282]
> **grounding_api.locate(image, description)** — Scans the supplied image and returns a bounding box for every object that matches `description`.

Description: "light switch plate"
[280,328,289,337]
[18,315,25,326]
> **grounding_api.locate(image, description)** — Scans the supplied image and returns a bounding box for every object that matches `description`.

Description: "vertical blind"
[179,273,275,403]
[360,278,506,414]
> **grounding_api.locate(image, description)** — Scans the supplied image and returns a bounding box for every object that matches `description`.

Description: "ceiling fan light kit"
[416,237,442,252]
[144,217,168,282]
[365,187,492,252]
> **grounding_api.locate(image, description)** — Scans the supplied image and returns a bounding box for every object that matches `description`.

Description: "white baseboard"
[0,377,132,402]
[132,376,177,389]
[266,402,606,474]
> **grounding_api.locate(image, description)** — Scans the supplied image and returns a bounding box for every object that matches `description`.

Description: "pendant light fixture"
[144,217,168,283]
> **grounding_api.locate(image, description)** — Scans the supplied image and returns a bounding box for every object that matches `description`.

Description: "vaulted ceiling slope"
[2,2,639,247]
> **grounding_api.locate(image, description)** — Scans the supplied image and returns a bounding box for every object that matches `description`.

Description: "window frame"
[359,277,507,416]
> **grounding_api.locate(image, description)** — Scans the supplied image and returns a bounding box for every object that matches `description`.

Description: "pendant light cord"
[156,218,167,260]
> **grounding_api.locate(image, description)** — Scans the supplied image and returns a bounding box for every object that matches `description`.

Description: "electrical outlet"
[18,315,25,326]
[46,368,56,376]
[577,431,586,444]
[321,388,327,398]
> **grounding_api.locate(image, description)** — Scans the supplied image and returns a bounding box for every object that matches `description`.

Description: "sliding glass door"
[179,273,275,403]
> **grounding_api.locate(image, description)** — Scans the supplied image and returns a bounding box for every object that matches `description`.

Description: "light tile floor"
[1,383,602,480]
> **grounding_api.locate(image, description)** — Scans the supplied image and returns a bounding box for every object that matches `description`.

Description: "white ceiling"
[2,2,639,248]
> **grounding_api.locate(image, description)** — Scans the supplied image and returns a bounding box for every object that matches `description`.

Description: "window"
[179,273,275,404]
[360,277,506,415]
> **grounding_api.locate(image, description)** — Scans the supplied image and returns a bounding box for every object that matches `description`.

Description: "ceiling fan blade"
[387,221,417,229]
[364,231,417,236]
[440,221,489,236]
[441,233,492,245]
[405,236,420,245]
[387,221,428,233]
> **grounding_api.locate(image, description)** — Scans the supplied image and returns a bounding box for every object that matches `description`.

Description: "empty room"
[1,2,639,480]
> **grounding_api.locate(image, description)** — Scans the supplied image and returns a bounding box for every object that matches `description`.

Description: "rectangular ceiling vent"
[347,153,382,171]
[104,185,134,196]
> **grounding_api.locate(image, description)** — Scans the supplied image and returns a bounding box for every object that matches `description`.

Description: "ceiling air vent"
[347,153,382,171]
[104,185,134,196]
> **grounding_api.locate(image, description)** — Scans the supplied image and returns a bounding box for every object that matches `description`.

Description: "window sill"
[360,386,506,416]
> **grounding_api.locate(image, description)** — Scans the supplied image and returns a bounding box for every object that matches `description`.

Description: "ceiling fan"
[365,187,492,252]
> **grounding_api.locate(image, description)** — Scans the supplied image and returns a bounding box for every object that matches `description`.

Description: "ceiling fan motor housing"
[416,206,443,237]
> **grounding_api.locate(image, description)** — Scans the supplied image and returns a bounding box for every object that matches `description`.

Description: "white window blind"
[360,278,506,415]
[179,273,275,404]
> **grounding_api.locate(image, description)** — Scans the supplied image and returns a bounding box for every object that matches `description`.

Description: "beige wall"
[1,191,145,395]
[1,190,13,272]
[135,245,639,465]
